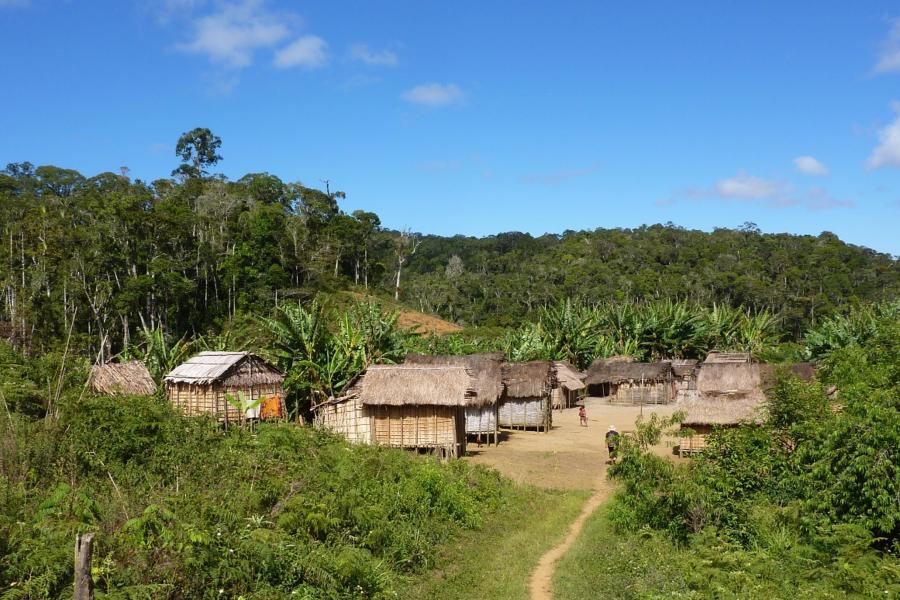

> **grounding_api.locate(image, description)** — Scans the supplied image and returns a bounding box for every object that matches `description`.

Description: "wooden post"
[74,532,94,600]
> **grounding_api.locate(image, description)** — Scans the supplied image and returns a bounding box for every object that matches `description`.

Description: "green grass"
[399,487,589,600]
[553,501,692,600]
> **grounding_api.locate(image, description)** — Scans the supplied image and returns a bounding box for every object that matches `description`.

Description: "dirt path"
[528,472,613,600]
[464,398,680,599]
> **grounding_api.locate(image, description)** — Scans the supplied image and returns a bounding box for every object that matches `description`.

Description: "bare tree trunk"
[74,533,94,600]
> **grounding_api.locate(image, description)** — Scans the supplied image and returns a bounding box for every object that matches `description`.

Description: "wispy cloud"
[274,35,328,69]
[874,17,900,74]
[794,155,829,176]
[521,162,601,185]
[687,172,794,204]
[867,102,900,169]
[417,160,461,173]
[807,187,855,211]
[349,43,398,66]
[676,172,852,211]
[402,83,465,107]
[175,0,291,68]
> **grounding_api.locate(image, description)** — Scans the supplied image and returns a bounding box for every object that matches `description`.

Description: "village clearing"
[401,397,679,600]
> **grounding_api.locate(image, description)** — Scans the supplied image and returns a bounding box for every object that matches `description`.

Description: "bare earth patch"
[464,398,680,599]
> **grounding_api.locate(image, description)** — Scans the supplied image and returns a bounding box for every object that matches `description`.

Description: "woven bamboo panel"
[464,405,497,434]
[372,405,456,448]
[317,397,373,444]
[609,381,674,405]
[498,397,548,428]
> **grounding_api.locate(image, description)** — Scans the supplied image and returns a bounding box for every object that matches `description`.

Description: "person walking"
[606,425,620,464]
[578,404,588,427]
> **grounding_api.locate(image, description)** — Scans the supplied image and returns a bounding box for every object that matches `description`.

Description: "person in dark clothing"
[606,425,620,463]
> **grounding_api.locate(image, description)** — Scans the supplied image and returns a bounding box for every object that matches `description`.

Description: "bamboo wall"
[464,405,497,434]
[551,387,580,409]
[315,396,373,444]
[371,405,464,455]
[608,381,673,405]
[499,397,551,430]
[166,382,284,423]
[679,424,713,455]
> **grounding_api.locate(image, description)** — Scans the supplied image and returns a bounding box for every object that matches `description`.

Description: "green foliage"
[0,394,513,599]
[592,306,900,596]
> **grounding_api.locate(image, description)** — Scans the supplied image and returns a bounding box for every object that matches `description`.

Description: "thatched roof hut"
[671,359,698,378]
[552,361,585,409]
[404,353,504,442]
[89,361,157,396]
[347,364,477,406]
[584,360,674,405]
[404,353,504,403]
[164,352,285,423]
[322,364,472,457]
[678,361,765,455]
[500,361,554,431]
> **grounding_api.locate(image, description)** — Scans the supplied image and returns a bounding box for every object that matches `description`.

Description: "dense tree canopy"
[1,131,897,360]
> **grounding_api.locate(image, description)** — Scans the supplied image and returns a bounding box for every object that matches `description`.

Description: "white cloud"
[176,0,290,68]
[874,18,900,74]
[867,103,900,169]
[793,155,829,176]
[402,83,465,107]
[712,172,789,200]
[273,35,328,69]
[349,43,398,66]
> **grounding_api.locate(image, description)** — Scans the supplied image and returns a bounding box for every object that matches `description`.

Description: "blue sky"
[2,1,899,254]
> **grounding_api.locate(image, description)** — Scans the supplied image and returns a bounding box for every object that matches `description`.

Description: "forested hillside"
[2,130,898,360]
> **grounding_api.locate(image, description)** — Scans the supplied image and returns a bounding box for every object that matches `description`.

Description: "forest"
[1,129,898,364]
[1,129,899,599]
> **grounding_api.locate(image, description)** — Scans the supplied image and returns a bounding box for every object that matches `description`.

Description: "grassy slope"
[553,502,691,600]
[399,487,589,600]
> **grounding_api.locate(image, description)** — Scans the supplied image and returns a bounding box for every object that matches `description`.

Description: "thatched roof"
[585,360,672,385]
[404,353,504,403]
[553,361,585,391]
[503,361,554,398]
[680,391,766,426]
[703,352,751,364]
[89,361,157,396]
[164,352,283,386]
[680,361,767,426]
[347,364,477,406]
[696,362,760,393]
[671,359,698,378]
[759,363,816,390]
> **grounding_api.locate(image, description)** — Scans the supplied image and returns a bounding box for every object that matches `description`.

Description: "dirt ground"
[465,396,680,491]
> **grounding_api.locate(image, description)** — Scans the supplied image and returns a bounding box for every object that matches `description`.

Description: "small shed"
[585,360,674,404]
[552,361,585,410]
[405,353,505,445]
[500,361,554,432]
[89,361,157,396]
[164,351,285,424]
[583,355,636,397]
[315,364,474,458]
[678,361,764,455]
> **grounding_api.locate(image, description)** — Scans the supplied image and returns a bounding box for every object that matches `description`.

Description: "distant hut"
[164,351,285,424]
[552,361,585,410]
[585,360,674,404]
[89,361,157,396]
[671,359,699,396]
[583,355,636,397]
[500,361,554,432]
[678,361,764,455]
[314,364,474,458]
[405,353,505,445]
